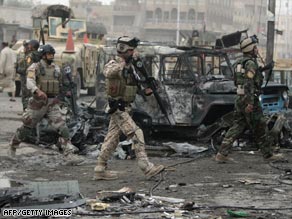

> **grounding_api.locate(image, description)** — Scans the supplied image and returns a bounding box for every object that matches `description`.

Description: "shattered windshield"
[162,53,201,83]
[48,16,86,38]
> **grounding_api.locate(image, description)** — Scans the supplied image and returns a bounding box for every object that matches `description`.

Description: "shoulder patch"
[246,70,255,79]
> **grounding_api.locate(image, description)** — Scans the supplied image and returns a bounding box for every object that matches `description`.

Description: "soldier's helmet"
[38,44,56,56]
[240,35,258,53]
[27,40,40,50]
[116,36,140,53]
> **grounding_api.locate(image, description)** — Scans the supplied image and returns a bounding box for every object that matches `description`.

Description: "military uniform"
[16,50,39,110]
[94,39,164,180]
[218,54,274,159]
[10,59,78,156]
[59,57,78,116]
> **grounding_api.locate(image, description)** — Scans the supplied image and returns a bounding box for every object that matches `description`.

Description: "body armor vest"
[106,64,138,103]
[36,61,61,97]
[234,57,263,96]
[234,57,251,87]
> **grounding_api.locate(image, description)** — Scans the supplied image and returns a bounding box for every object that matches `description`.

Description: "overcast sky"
[40,0,113,5]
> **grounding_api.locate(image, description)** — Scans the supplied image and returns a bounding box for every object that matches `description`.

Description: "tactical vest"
[36,61,61,97]
[105,65,138,103]
[234,57,263,96]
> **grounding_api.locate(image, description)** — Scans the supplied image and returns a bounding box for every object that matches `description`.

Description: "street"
[0,92,292,219]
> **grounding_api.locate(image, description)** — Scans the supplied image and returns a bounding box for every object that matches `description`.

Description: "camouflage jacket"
[16,50,40,75]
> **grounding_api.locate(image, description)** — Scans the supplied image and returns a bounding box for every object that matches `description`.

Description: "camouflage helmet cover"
[240,35,258,53]
[116,36,140,53]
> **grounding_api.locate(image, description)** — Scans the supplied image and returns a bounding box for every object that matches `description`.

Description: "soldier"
[9,44,82,163]
[59,55,78,117]
[94,36,164,180]
[215,35,284,163]
[16,40,40,111]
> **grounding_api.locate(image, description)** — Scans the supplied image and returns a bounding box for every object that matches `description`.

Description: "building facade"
[70,0,272,48]
[0,0,32,45]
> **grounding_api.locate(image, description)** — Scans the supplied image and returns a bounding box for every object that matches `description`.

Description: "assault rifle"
[132,57,175,125]
[259,61,274,87]
[63,63,78,118]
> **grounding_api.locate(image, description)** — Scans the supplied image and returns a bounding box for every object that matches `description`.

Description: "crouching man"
[9,44,83,164]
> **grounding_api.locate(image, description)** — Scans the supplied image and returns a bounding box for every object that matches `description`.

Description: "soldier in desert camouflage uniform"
[215,35,284,163]
[94,36,164,180]
[9,44,82,163]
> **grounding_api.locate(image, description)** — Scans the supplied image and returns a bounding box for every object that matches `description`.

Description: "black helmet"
[116,36,140,53]
[38,44,55,56]
[28,40,40,50]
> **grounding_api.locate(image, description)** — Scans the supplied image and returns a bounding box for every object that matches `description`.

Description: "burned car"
[95,44,238,139]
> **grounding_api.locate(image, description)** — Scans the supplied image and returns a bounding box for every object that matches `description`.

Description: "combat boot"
[60,138,84,165]
[145,164,165,179]
[93,163,118,180]
[59,138,79,154]
[264,153,285,162]
[215,153,235,163]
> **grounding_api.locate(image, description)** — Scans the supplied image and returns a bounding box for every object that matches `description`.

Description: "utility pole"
[265,0,275,80]
[176,0,180,46]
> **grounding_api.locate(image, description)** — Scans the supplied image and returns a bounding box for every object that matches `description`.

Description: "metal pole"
[176,0,180,46]
[265,0,276,80]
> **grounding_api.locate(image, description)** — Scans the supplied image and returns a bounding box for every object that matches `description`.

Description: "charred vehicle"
[96,40,292,147]
[95,44,238,139]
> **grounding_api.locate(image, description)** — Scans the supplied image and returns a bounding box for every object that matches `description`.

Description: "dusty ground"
[0,92,292,219]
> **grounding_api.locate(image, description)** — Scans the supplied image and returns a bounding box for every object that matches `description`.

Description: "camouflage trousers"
[15,97,70,142]
[97,107,154,173]
[219,97,273,158]
[20,74,30,111]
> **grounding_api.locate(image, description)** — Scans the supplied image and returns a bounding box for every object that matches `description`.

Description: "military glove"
[245,104,254,113]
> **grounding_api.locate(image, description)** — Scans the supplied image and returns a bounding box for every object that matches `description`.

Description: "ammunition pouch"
[40,80,60,97]
[108,98,127,114]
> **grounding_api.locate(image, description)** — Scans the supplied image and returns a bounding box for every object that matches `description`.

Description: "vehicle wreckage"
[95,31,292,149]
[17,31,292,153]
